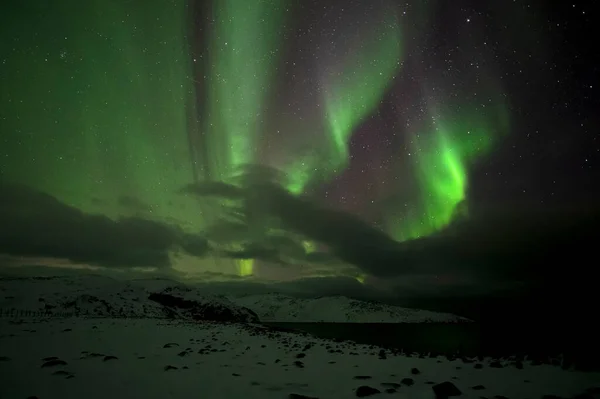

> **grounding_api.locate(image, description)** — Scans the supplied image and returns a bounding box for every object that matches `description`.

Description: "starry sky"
[0,0,598,309]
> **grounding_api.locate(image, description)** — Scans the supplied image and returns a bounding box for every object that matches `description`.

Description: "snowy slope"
[0,275,258,323]
[229,293,471,323]
[1,317,598,399]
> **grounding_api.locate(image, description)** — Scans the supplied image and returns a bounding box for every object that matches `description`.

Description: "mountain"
[229,293,471,323]
[0,275,259,323]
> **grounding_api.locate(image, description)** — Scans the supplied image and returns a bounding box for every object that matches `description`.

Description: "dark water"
[264,322,600,370]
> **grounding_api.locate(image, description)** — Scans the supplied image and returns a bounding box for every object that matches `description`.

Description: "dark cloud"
[180,181,243,199]
[0,181,209,268]
[118,195,152,212]
[186,175,600,295]
[186,180,410,276]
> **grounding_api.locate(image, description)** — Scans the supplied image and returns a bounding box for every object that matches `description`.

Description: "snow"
[0,275,258,323]
[1,317,598,399]
[229,293,471,323]
[0,275,469,323]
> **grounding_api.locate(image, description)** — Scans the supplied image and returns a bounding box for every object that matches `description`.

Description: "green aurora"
[0,0,511,279]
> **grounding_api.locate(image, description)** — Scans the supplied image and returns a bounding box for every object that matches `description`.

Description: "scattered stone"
[411,367,421,375]
[163,365,178,371]
[432,381,462,398]
[232,373,241,377]
[61,328,72,332]
[41,359,67,368]
[472,385,486,390]
[103,356,118,362]
[288,393,318,399]
[401,378,414,386]
[163,343,179,348]
[356,385,381,397]
[177,351,189,357]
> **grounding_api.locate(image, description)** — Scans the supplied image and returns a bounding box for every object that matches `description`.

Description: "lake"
[263,321,600,371]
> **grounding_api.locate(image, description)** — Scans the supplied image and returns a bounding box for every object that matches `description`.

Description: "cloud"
[185,175,600,293]
[118,195,152,212]
[0,181,209,269]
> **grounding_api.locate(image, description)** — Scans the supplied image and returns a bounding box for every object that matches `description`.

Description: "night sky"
[1,0,598,318]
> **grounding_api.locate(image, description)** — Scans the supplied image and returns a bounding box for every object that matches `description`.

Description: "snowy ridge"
[230,293,471,323]
[0,275,258,323]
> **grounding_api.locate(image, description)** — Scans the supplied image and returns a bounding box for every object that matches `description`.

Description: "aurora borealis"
[1,0,598,286]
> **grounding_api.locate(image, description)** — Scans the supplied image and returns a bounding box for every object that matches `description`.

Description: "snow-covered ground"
[0,317,598,399]
[230,293,470,323]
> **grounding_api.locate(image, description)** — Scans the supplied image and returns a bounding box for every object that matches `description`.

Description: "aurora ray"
[203,0,288,182]
[387,100,510,242]
[282,4,403,194]
[0,0,201,229]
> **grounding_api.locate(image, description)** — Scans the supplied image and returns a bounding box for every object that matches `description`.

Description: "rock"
[41,359,67,368]
[356,385,381,397]
[164,365,178,371]
[432,381,462,398]
[401,378,414,386]
[472,385,486,390]
[288,394,319,399]
[353,376,373,380]
[411,367,421,375]
[103,356,118,361]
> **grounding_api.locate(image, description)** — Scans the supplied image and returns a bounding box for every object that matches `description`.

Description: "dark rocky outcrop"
[148,292,259,323]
